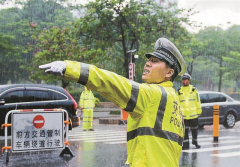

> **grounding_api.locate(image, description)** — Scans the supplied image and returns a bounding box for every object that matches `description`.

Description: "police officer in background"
[79,86,95,131]
[177,73,202,150]
[39,37,186,167]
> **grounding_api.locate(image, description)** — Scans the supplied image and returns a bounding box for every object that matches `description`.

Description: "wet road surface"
[1,120,240,167]
[180,123,240,167]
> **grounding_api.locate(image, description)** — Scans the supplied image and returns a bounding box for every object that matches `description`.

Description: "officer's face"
[142,56,173,84]
[182,79,190,86]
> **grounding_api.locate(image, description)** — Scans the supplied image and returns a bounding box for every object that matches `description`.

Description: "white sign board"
[11,111,64,152]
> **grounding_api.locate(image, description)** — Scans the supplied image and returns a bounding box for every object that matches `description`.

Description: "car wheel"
[223,112,236,128]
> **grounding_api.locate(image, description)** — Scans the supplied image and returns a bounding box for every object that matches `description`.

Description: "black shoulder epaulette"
[177,87,181,95]
[192,87,196,92]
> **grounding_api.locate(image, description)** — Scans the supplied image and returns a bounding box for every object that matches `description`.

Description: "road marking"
[197,136,237,141]
[189,135,212,138]
[69,129,125,133]
[68,129,239,148]
[68,131,126,137]
[85,137,126,143]
[69,135,126,141]
[68,129,126,142]
[105,135,214,145]
[108,141,127,144]
[182,135,240,158]
[211,151,240,157]
[69,126,240,158]
[200,139,240,146]
[182,145,240,153]
[220,129,240,133]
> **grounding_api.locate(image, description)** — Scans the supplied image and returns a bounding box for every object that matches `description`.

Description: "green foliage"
[109,110,121,115]
[67,89,81,103]
[67,86,101,105]
[195,26,238,91]
[191,56,219,89]
[0,0,76,84]
[2,0,240,94]
[94,97,100,106]
[29,26,80,82]
[23,0,196,85]
[73,0,194,79]
[182,36,207,75]
[0,8,30,84]
[0,33,21,84]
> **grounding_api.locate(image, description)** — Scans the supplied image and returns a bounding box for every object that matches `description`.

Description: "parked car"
[198,91,240,129]
[0,84,80,136]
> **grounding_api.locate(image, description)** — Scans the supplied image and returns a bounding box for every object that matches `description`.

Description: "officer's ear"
[166,69,174,78]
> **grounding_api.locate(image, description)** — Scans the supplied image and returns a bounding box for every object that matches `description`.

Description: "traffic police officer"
[177,73,202,150]
[39,37,186,167]
[79,86,95,131]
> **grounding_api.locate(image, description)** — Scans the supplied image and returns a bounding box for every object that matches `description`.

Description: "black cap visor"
[145,52,167,62]
[182,77,190,80]
[145,49,181,77]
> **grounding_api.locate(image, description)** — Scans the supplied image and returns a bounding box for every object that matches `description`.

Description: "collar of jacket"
[181,84,193,92]
[157,81,173,87]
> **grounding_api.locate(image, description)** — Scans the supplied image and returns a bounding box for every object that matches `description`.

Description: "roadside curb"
[99,117,121,124]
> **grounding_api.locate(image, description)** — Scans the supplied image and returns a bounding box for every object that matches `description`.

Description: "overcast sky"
[178,0,240,32]
[68,0,240,32]
[1,0,239,32]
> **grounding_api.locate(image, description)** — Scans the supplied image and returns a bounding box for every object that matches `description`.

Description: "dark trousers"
[183,118,199,148]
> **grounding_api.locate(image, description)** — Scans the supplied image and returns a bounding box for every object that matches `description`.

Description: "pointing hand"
[39,61,66,77]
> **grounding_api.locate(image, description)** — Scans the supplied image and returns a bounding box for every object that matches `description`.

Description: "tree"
[0,0,76,84]
[222,25,240,91]
[27,0,197,86]
[72,0,194,80]
[0,33,20,84]
[196,27,231,92]
[29,25,105,87]
[181,37,206,76]
[0,7,27,84]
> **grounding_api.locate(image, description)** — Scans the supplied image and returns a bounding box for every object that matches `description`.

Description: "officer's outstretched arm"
[39,60,146,113]
[39,60,157,117]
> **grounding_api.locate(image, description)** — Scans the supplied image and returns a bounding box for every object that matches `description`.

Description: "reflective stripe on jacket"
[177,85,202,120]
[64,60,184,167]
[79,87,95,109]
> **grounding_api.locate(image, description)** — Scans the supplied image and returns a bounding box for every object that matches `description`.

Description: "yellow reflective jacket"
[177,85,202,120]
[79,87,95,109]
[64,60,184,167]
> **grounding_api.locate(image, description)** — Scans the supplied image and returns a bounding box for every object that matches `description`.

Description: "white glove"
[39,61,66,77]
